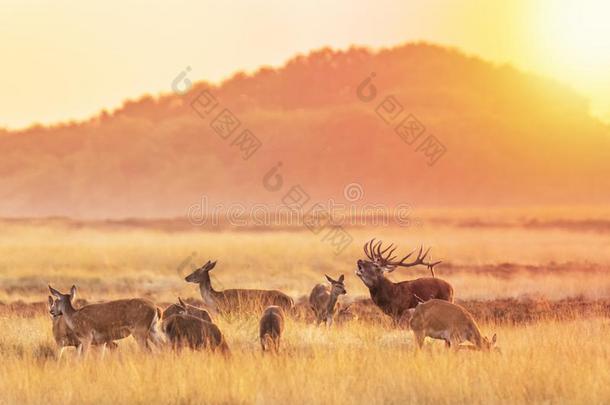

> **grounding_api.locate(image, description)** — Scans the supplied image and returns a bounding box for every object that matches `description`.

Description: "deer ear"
[492,334,497,344]
[70,285,77,301]
[178,297,186,307]
[338,274,345,283]
[325,274,334,284]
[48,296,54,306]
[48,285,61,298]
[208,261,217,271]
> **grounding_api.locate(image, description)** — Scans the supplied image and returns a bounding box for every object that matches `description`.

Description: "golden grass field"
[0,211,609,404]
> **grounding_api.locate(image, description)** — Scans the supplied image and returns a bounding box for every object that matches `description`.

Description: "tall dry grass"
[0,315,608,404]
[0,216,609,404]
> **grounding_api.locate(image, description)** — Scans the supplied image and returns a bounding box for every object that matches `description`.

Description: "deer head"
[176,297,189,314]
[184,260,217,285]
[355,239,441,288]
[47,296,59,319]
[48,285,77,316]
[325,274,347,296]
[480,333,498,351]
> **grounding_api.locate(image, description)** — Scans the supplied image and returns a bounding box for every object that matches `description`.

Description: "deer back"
[216,288,294,312]
[163,303,212,323]
[410,299,480,337]
[71,298,158,338]
[407,277,454,303]
[162,314,228,353]
[308,284,330,313]
[259,306,285,338]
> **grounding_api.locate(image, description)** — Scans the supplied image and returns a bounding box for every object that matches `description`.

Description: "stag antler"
[363,238,441,277]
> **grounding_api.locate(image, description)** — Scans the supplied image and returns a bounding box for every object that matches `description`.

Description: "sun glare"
[543,0,610,70]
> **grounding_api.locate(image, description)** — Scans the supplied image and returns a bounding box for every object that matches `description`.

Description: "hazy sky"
[1,0,609,128]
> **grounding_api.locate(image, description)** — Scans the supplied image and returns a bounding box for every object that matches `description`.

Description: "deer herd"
[47,238,498,359]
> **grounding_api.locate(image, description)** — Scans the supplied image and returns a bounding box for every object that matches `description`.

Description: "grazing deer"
[185,260,294,314]
[308,274,347,326]
[410,299,497,351]
[47,296,119,359]
[355,239,453,325]
[161,313,230,354]
[335,304,357,324]
[162,297,213,323]
[48,285,164,356]
[259,305,285,353]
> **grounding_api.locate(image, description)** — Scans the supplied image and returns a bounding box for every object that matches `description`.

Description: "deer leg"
[413,330,425,349]
[133,328,151,352]
[57,346,66,362]
[147,328,165,352]
[100,342,107,359]
[79,336,92,359]
[448,332,461,351]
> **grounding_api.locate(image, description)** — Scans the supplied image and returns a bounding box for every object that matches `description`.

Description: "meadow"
[0,210,609,404]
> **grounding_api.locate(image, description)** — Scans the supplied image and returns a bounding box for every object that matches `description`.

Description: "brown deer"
[162,297,213,323]
[47,296,119,359]
[308,274,347,326]
[48,285,164,356]
[355,239,453,325]
[410,299,497,351]
[259,305,285,353]
[185,260,294,314]
[335,304,357,324]
[161,312,230,354]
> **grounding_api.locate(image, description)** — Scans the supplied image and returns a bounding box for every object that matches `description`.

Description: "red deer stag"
[184,260,294,314]
[410,299,497,351]
[259,305,285,353]
[308,274,347,326]
[355,239,453,325]
[48,285,164,356]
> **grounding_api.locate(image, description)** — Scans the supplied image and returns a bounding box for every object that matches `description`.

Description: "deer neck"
[198,274,220,309]
[326,292,339,316]
[470,326,484,348]
[60,302,78,331]
[51,316,61,333]
[370,276,395,300]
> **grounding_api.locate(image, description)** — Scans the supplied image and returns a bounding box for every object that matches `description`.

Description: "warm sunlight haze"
[0,2,609,405]
[1,0,610,128]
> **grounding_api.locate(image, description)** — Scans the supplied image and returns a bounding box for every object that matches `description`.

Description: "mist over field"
[1,44,609,218]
